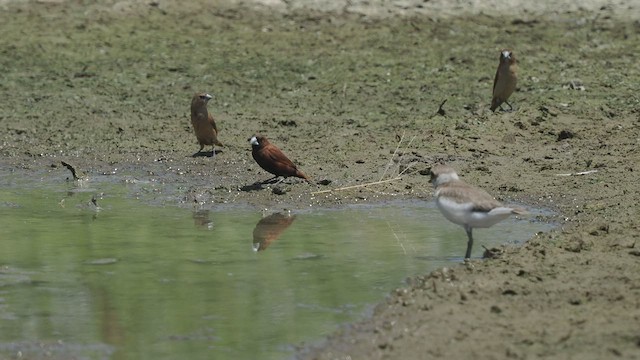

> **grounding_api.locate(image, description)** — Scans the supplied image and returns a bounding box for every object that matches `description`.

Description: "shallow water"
[0,179,551,360]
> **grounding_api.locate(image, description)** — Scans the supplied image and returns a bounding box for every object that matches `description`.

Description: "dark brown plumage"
[249,135,310,181]
[490,49,518,112]
[190,92,223,155]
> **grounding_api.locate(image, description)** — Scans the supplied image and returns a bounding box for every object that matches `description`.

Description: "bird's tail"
[511,206,528,215]
[490,97,500,112]
[296,170,311,182]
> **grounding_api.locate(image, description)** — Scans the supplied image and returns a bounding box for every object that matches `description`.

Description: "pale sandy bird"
[490,49,518,112]
[190,92,223,156]
[430,164,527,259]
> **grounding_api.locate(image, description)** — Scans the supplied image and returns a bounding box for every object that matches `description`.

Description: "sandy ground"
[0,0,639,359]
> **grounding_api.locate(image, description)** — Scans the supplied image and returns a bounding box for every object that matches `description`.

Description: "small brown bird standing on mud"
[190,92,223,156]
[490,49,518,112]
[249,134,310,182]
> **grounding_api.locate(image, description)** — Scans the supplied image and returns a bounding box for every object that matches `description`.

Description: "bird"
[190,92,223,156]
[249,134,310,182]
[429,164,527,259]
[490,49,518,112]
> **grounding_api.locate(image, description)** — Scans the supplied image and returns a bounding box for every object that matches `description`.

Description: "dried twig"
[379,131,405,181]
[315,128,417,196]
[555,170,598,177]
[61,161,80,180]
[310,176,403,195]
[428,99,448,119]
[381,131,419,181]
[436,99,447,116]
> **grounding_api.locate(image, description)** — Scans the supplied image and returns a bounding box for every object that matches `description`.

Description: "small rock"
[514,121,527,130]
[569,298,582,305]
[557,129,575,141]
[563,236,590,253]
[564,80,586,91]
[278,119,297,127]
[483,246,504,259]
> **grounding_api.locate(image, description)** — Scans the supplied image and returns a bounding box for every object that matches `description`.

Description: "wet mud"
[0,0,639,358]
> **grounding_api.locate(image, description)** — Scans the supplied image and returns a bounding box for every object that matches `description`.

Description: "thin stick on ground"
[379,132,419,182]
[555,170,598,176]
[310,176,403,195]
[61,161,80,180]
[379,131,405,182]
[312,129,419,195]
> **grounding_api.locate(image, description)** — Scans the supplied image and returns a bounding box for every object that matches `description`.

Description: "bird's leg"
[505,100,513,111]
[261,176,280,184]
[211,145,216,158]
[464,226,474,259]
[192,145,205,157]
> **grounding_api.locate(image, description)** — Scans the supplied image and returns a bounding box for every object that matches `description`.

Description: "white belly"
[436,197,514,229]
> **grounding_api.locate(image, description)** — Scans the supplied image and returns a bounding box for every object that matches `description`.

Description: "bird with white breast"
[430,164,527,259]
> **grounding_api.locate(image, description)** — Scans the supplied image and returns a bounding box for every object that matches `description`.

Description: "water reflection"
[0,186,553,360]
[91,286,125,350]
[192,209,214,230]
[252,211,296,251]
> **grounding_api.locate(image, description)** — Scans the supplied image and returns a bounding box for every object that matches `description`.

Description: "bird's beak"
[502,51,511,60]
[204,93,213,101]
[249,136,259,146]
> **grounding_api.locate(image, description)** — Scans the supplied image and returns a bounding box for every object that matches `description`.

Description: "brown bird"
[490,49,518,112]
[430,164,527,259]
[249,134,310,182]
[190,92,223,156]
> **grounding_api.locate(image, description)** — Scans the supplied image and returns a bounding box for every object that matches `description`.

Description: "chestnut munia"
[249,135,310,181]
[190,92,223,156]
[490,49,518,112]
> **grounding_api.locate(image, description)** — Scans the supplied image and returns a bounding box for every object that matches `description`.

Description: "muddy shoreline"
[1,1,639,359]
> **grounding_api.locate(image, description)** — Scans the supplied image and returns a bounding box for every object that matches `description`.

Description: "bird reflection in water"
[193,209,214,230]
[252,211,296,251]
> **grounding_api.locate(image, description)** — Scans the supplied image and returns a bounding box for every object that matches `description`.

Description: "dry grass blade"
[310,176,403,195]
[313,130,417,195]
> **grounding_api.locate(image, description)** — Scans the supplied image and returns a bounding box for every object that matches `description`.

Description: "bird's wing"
[492,66,500,94]
[207,113,218,133]
[267,148,297,169]
[438,182,503,212]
